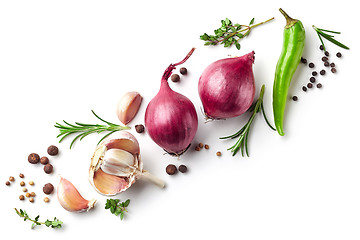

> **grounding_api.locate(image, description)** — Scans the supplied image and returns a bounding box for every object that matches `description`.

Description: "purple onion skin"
[145,80,198,155]
[198,51,256,120]
[145,48,198,155]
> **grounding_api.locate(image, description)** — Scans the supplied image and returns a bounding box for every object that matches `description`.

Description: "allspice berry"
[28,153,40,164]
[40,156,49,165]
[178,165,187,173]
[47,145,59,156]
[135,124,145,133]
[166,164,177,175]
[44,164,53,174]
[179,67,188,75]
[171,74,180,82]
[43,183,54,195]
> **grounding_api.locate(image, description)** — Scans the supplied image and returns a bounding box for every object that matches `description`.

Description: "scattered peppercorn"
[312,71,317,76]
[171,74,180,82]
[19,173,24,178]
[40,156,49,165]
[5,181,10,186]
[28,153,40,164]
[198,143,204,149]
[19,195,25,201]
[310,77,316,83]
[321,56,328,62]
[325,51,329,56]
[301,57,307,64]
[166,164,177,175]
[324,61,329,67]
[302,86,307,92]
[179,67,188,75]
[135,124,145,133]
[44,197,50,203]
[330,62,335,67]
[22,187,28,192]
[47,145,59,156]
[308,62,315,68]
[320,69,326,75]
[9,176,15,182]
[292,96,298,101]
[216,151,222,156]
[307,83,313,88]
[319,45,324,50]
[29,197,34,203]
[336,52,342,58]
[195,146,200,151]
[30,192,36,197]
[43,183,54,195]
[20,181,25,187]
[204,144,209,149]
[331,68,337,73]
[316,83,322,88]
[25,192,31,198]
[44,164,53,174]
[178,165,188,173]
[29,181,34,186]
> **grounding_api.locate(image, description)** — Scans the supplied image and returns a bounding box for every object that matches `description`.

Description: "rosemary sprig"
[312,25,350,52]
[15,208,63,229]
[105,199,130,220]
[200,17,274,50]
[55,110,130,149]
[220,84,275,157]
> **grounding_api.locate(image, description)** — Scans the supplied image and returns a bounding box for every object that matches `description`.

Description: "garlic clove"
[116,91,142,125]
[92,169,130,195]
[105,131,140,155]
[57,177,96,212]
[101,149,136,177]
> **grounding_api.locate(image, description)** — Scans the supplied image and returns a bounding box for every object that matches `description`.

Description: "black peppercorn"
[43,183,54,195]
[178,165,188,173]
[316,83,322,88]
[179,67,188,75]
[310,77,316,83]
[171,74,180,82]
[301,57,307,64]
[331,68,337,73]
[308,62,315,68]
[321,56,328,62]
[166,164,177,175]
[330,62,335,67]
[44,164,53,174]
[135,124,145,133]
[302,86,307,92]
[307,83,313,88]
[47,145,59,156]
[312,71,318,76]
[336,52,342,58]
[28,153,40,164]
[319,45,324,50]
[292,96,298,101]
[325,51,329,56]
[324,61,329,67]
[320,70,326,75]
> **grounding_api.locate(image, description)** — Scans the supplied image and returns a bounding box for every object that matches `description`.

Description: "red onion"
[198,51,256,120]
[145,48,198,155]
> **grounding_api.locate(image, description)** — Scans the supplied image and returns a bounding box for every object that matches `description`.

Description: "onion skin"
[198,51,256,120]
[145,48,198,155]
[145,80,198,155]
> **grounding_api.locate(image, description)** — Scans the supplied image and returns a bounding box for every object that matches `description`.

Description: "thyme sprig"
[55,110,130,149]
[105,199,130,220]
[312,25,350,51]
[200,17,274,50]
[15,208,63,229]
[220,85,275,157]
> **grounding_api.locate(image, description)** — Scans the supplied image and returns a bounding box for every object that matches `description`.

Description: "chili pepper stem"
[279,8,297,28]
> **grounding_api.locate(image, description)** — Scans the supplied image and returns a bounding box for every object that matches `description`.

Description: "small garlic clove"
[92,169,130,195]
[101,149,135,177]
[116,91,142,125]
[57,177,96,212]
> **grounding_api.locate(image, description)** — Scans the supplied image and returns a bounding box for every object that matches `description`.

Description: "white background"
[0,0,359,239]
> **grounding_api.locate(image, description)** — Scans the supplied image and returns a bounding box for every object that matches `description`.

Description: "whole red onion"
[198,51,256,120]
[145,48,198,155]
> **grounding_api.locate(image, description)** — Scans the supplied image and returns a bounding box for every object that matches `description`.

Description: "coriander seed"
[30,192,36,197]
[204,144,209,149]
[20,181,25,186]
[195,146,200,151]
[198,143,204,149]
[44,197,50,203]
[216,151,222,156]
[22,187,28,192]
[29,181,34,186]
[9,176,15,182]
[19,173,24,178]
[5,181,10,186]
[29,197,34,203]
[25,192,31,198]
[19,195,25,201]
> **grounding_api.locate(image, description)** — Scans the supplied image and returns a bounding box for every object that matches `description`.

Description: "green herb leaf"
[220,85,275,157]
[105,198,130,220]
[15,208,63,229]
[312,25,350,51]
[200,17,274,49]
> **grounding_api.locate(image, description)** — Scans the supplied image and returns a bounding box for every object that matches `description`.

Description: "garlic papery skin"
[101,149,136,177]
[57,177,96,212]
[116,91,142,125]
[89,131,165,196]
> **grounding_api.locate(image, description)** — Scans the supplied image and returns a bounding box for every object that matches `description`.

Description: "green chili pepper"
[273,8,305,136]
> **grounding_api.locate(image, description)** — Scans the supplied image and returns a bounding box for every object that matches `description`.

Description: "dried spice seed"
[171,74,180,82]
[302,86,307,92]
[166,164,177,175]
[22,187,28,192]
[29,197,34,203]
[216,151,222,156]
[178,165,188,173]
[179,67,188,75]
[19,195,25,201]
[43,183,54,195]
[198,143,204,148]
[322,56,328,62]
[292,96,298,101]
[29,181,34,186]
[9,176,15,182]
[25,192,31,198]
[5,181,10,186]
[307,83,313,88]
[44,197,50,203]
[30,192,36,197]
[204,144,209,149]
[324,51,329,56]
[316,83,322,88]
[310,77,316,83]
[28,153,40,164]
[319,45,324,50]
[195,146,200,151]
[308,62,315,68]
[331,68,337,73]
[336,52,342,58]
[320,70,326,75]
[47,145,59,156]
[20,181,25,187]
[301,57,307,64]
[135,124,145,133]
[44,164,53,174]
[40,156,49,165]
[312,71,318,76]
[330,62,335,67]
[324,61,330,67]
[19,173,24,178]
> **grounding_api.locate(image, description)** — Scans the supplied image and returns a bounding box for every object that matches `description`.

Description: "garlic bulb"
[116,91,142,125]
[57,177,96,212]
[89,131,165,196]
